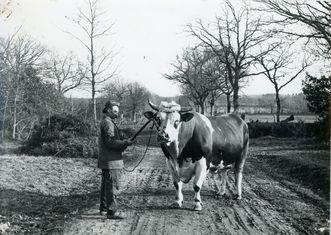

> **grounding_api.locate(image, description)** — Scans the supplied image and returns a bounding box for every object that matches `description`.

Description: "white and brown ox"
[144,100,249,211]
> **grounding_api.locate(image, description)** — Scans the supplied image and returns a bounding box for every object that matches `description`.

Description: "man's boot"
[107,210,124,220]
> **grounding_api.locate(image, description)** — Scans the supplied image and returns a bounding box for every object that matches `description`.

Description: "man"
[98,101,133,219]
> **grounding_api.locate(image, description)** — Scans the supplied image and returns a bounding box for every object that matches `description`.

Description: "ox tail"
[236,123,249,171]
[242,124,249,161]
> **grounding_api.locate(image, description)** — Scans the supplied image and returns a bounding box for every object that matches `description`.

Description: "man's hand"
[123,139,133,146]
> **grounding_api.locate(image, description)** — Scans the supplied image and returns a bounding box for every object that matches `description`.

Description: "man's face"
[107,105,119,119]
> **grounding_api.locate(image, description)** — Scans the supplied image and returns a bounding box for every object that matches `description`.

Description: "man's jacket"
[98,115,127,169]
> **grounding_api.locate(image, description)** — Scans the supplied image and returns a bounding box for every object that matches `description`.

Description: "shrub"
[247,122,321,138]
[302,74,330,140]
[41,137,99,158]
[21,114,99,158]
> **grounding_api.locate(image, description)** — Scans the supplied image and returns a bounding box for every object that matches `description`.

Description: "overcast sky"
[0,0,327,97]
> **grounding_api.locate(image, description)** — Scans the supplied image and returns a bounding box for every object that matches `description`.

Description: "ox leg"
[234,169,243,200]
[166,159,183,208]
[173,181,183,208]
[235,141,249,200]
[216,169,229,197]
[193,158,207,211]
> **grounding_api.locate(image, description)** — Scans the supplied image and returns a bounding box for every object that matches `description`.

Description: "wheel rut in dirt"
[63,145,329,235]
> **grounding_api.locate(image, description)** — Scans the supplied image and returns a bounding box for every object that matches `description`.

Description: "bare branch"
[187,1,273,111]
[255,0,331,59]
[63,30,92,53]
[64,0,117,121]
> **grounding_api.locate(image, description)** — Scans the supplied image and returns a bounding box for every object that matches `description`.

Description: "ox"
[144,100,249,211]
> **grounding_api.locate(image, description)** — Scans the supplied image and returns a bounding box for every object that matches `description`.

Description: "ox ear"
[180,112,194,122]
[144,111,154,120]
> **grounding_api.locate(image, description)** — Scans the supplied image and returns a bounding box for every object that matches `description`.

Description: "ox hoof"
[193,203,202,211]
[234,194,242,200]
[170,201,183,209]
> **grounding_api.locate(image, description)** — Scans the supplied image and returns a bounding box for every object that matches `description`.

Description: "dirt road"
[63,141,329,235]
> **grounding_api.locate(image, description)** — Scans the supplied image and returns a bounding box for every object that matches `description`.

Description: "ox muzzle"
[157,130,170,143]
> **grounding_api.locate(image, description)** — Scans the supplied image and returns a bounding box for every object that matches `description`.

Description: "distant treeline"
[69,92,311,119]
[237,93,310,114]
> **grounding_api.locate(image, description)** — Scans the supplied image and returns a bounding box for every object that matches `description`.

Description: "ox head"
[144,99,193,145]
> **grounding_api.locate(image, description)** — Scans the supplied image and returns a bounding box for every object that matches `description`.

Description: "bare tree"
[187,1,277,111]
[126,82,149,122]
[66,0,117,122]
[0,35,47,140]
[256,0,331,60]
[13,66,61,141]
[164,47,221,114]
[44,52,86,94]
[258,42,309,122]
[258,94,275,115]
[102,78,128,105]
[0,39,6,143]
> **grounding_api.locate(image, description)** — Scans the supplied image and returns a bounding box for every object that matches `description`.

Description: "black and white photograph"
[0,0,330,234]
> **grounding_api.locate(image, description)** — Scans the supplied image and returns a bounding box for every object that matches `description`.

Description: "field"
[0,137,329,234]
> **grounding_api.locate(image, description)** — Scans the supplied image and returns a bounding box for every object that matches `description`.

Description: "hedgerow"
[247,121,326,139]
[21,114,99,158]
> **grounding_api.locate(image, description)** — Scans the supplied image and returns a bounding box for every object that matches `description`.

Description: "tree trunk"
[90,30,97,122]
[132,108,136,122]
[226,93,231,113]
[233,82,239,112]
[58,82,61,94]
[200,105,204,114]
[209,102,214,116]
[92,80,97,122]
[199,101,205,114]
[70,95,74,113]
[25,119,36,141]
[12,96,17,140]
[195,105,199,113]
[1,97,8,143]
[48,110,51,128]
[275,89,281,123]
[17,123,27,141]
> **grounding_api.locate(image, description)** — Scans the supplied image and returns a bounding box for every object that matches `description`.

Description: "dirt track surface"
[62,139,329,235]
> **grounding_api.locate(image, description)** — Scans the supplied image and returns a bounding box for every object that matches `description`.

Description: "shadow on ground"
[0,188,99,234]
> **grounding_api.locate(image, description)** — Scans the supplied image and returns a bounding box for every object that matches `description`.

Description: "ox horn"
[148,99,159,111]
[180,107,193,113]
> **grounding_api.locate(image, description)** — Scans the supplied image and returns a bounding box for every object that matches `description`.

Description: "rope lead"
[123,122,155,172]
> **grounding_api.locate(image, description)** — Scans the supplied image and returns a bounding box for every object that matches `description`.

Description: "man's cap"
[103,101,120,113]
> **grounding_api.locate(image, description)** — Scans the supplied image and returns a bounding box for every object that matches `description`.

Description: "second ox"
[144,100,249,211]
